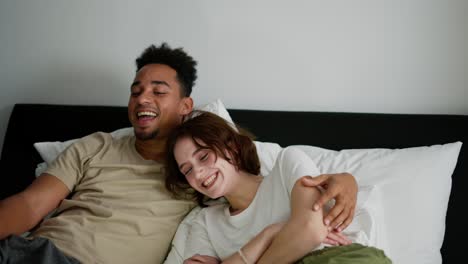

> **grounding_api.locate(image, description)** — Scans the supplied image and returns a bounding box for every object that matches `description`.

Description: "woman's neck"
[225,171,263,215]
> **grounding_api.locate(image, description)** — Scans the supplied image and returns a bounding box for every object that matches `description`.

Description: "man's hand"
[301,173,357,231]
[183,254,220,264]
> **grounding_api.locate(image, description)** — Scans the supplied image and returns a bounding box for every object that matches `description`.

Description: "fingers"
[329,203,350,231]
[301,175,328,188]
[323,237,338,246]
[186,255,205,263]
[185,255,219,264]
[319,173,358,229]
[184,258,201,264]
[322,197,343,226]
[323,231,352,246]
[314,187,337,212]
[333,231,352,245]
[339,205,355,231]
[325,198,357,231]
[305,173,358,230]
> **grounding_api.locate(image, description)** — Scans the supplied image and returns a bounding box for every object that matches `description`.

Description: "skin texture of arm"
[255,180,328,263]
[0,173,70,239]
[301,172,358,231]
[183,223,285,264]
[222,223,285,264]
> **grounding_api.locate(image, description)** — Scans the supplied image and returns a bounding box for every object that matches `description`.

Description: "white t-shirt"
[183,147,321,260]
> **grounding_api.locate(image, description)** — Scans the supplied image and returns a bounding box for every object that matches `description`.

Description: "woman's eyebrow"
[178,148,202,170]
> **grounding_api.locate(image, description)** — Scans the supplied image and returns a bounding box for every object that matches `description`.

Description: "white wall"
[1,0,467,154]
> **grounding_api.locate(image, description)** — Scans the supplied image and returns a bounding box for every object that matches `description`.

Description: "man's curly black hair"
[135,43,197,97]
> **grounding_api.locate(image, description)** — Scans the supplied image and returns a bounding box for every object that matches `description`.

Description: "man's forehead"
[136,63,176,76]
[133,64,177,82]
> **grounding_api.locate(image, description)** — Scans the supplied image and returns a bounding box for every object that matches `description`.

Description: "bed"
[0,103,466,263]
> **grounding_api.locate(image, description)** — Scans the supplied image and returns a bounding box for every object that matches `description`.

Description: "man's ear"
[180,97,193,115]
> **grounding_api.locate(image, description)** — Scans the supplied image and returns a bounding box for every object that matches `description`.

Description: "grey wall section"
[1,0,467,156]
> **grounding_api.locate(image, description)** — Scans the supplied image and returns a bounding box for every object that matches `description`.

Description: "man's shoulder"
[60,132,127,158]
[77,131,134,145]
[79,131,112,141]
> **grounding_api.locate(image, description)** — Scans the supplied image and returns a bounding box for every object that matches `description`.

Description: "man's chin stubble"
[135,130,159,141]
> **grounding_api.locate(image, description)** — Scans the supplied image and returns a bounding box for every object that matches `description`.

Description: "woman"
[165,111,390,264]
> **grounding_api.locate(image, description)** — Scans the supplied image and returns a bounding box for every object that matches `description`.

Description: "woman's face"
[173,136,238,199]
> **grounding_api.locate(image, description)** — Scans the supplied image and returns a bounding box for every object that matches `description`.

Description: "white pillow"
[34,99,232,176]
[194,99,233,124]
[290,142,461,264]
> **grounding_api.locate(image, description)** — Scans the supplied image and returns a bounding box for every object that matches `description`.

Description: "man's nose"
[137,91,152,104]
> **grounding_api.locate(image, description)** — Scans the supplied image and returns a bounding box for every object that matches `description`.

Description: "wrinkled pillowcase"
[276,142,461,264]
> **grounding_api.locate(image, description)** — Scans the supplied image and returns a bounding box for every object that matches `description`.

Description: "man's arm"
[0,173,70,239]
[301,172,358,231]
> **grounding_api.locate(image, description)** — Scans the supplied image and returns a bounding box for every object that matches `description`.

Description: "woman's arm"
[184,223,284,264]
[222,223,284,264]
[256,180,328,263]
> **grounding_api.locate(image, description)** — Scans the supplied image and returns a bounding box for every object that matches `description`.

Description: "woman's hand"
[323,230,352,246]
[300,173,358,231]
[183,254,221,264]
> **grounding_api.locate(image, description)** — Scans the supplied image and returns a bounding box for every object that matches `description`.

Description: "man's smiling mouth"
[137,111,158,119]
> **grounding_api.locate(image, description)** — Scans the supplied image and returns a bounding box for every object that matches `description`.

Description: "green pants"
[295,243,392,264]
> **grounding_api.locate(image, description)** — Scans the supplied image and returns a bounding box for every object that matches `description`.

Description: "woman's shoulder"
[197,202,229,218]
[276,146,309,162]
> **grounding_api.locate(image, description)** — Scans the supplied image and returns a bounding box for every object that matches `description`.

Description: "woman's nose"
[194,165,205,179]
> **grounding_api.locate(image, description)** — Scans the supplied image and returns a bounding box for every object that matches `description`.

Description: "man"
[0,43,357,263]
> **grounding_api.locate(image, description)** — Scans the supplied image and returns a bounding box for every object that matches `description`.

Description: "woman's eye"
[200,153,208,161]
[184,168,192,175]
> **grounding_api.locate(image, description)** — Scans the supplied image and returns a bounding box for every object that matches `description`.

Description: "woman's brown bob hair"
[165,110,260,206]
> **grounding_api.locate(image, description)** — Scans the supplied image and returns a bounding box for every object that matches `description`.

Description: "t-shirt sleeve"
[44,132,108,191]
[275,146,321,196]
[183,210,218,260]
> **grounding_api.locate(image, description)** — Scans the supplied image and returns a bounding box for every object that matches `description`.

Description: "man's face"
[128,64,192,141]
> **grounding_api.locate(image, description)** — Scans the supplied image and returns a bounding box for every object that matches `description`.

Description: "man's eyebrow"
[130,80,171,89]
[130,81,140,88]
[151,80,170,88]
[178,148,203,170]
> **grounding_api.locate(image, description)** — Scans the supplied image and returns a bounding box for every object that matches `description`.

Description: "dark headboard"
[0,103,467,263]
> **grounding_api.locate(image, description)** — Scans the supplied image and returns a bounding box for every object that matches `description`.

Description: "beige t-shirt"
[32,132,195,264]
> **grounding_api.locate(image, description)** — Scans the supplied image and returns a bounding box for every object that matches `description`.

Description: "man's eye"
[154,89,168,95]
[131,92,140,97]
